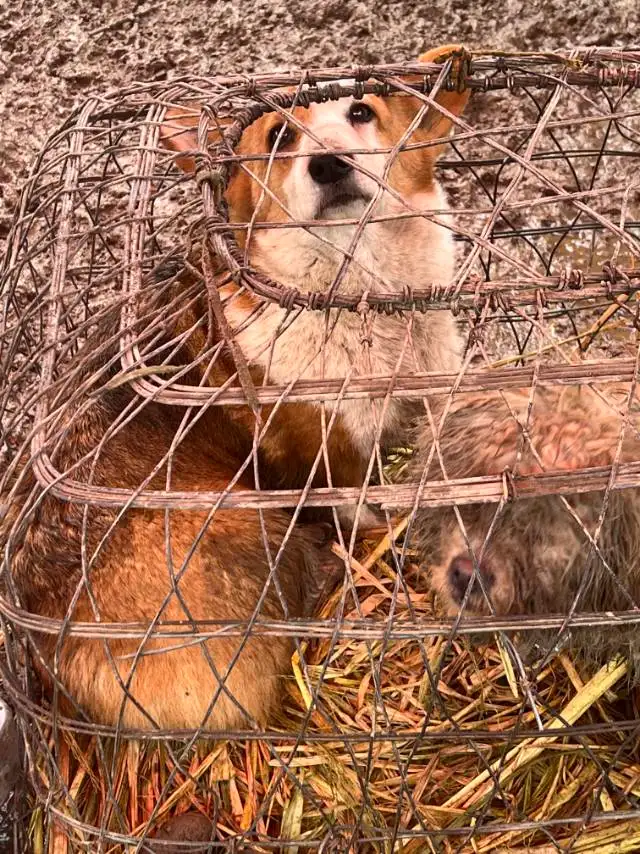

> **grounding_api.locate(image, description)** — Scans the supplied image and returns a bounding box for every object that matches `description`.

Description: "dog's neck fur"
[248,185,456,298]
[223,182,462,499]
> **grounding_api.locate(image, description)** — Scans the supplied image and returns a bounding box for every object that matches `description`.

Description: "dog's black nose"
[447,555,492,605]
[309,154,353,185]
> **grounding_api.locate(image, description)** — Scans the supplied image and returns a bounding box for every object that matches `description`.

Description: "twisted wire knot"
[357,290,373,346]
[603,260,631,291]
[307,291,326,310]
[502,467,517,502]
[278,286,300,311]
[559,266,585,290]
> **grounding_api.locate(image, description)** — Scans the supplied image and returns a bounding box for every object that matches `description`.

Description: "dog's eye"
[267,123,295,149]
[348,102,376,124]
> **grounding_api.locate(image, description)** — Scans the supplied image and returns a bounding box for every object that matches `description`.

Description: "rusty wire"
[2,46,640,852]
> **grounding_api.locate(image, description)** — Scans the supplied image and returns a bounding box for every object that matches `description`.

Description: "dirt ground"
[0,0,638,243]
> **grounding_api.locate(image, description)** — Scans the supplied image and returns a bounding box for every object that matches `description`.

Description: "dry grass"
[31,524,640,853]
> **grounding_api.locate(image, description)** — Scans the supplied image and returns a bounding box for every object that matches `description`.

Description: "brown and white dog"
[160,45,470,528]
[6,46,470,732]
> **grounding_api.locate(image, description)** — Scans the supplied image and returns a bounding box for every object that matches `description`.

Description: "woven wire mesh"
[2,46,640,852]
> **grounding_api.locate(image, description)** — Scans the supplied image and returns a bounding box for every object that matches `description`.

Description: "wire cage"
[2,45,640,853]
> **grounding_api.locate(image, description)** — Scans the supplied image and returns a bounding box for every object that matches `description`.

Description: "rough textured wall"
[0,0,637,239]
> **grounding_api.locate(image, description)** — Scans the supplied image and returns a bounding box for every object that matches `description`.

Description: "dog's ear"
[415,44,471,140]
[159,106,229,174]
[384,44,470,170]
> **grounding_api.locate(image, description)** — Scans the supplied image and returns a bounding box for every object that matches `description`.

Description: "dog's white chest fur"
[225,191,461,459]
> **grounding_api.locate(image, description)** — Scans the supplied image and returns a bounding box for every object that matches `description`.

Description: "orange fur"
[10,387,327,731]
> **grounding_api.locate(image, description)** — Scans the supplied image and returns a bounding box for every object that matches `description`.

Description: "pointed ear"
[159,106,228,174]
[414,43,471,143]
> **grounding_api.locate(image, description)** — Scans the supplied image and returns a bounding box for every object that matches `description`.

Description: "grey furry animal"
[408,385,640,670]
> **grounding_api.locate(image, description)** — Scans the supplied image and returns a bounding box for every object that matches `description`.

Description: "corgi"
[5,46,470,733]
[159,45,470,529]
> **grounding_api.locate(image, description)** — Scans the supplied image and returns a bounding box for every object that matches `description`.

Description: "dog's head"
[410,387,615,618]
[424,504,557,618]
[160,46,470,293]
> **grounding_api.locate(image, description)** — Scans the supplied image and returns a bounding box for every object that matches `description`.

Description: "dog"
[4,46,471,731]
[408,384,640,671]
[158,44,470,528]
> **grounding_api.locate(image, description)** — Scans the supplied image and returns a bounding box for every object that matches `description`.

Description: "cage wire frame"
[1,46,640,852]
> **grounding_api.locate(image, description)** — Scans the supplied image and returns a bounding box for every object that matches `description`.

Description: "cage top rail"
[60,47,640,103]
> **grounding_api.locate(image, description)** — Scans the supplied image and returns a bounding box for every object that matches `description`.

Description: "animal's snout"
[308,154,353,185]
[447,555,493,605]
